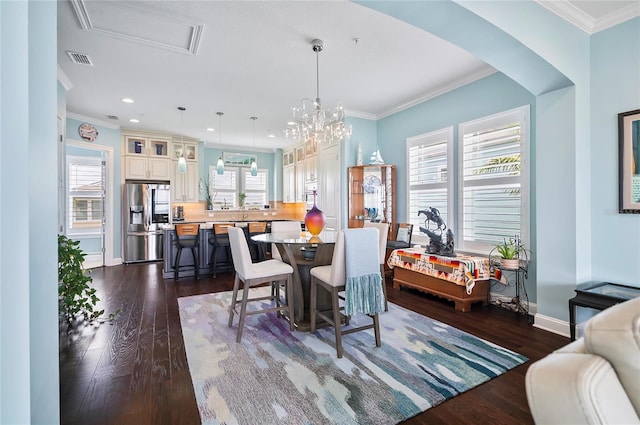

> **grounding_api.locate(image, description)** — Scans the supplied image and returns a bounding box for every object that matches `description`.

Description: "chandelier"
[285,39,351,144]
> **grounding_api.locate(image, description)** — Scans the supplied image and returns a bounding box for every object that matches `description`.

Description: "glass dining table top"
[251,230,338,245]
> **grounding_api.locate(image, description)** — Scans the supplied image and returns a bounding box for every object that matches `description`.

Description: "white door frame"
[66,139,115,266]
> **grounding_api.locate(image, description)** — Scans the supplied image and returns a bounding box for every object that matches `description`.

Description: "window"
[210,166,268,208]
[405,105,529,254]
[67,156,104,233]
[406,127,453,243]
[458,106,529,253]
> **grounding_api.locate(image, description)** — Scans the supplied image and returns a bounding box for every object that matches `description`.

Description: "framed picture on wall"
[619,108,640,213]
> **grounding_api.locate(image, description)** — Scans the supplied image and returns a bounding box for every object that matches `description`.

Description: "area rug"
[178,288,527,425]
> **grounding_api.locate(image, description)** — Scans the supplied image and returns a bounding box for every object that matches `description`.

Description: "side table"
[569,282,640,341]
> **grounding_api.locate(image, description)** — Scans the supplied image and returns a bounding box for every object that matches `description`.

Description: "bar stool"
[247,222,268,262]
[174,223,200,280]
[209,223,234,277]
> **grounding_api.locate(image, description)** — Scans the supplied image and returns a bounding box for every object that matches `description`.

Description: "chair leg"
[228,274,241,327]
[310,276,318,333]
[210,245,218,278]
[285,275,294,332]
[174,247,182,280]
[372,313,381,347]
[191,247,199,280]
[380,264,388,311]
[332,286,344,358]
[236,281,251,343]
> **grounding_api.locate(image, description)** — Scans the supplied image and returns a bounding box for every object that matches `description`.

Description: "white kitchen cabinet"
[283,164,295,203]
[122,132,171,180]
[171,161,198,203]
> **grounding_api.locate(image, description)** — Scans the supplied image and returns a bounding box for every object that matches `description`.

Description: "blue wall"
[360,2,640,330]
[66,117,123,260]
[376,72,537,300]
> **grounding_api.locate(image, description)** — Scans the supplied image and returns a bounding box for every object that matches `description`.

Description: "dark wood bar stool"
[209,223,234,277]
[247,222,267,262]
[174,223,200,280]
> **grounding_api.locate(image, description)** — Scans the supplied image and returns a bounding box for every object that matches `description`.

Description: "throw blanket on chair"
[343,228,385,316]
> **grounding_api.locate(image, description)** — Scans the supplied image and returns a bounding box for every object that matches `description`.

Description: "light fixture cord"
[315,49,320,106]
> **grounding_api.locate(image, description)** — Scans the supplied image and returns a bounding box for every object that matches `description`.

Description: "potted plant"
[203,177,215,210]
[58,234,118,327]
[238,192,246,208]
[494,236,527,270]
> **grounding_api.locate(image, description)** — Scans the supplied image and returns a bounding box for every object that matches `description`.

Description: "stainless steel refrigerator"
[123,181,170,263]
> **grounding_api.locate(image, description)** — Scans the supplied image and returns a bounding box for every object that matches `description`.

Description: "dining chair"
[227,226,295,343]
[385,223,413,278]
[269,221,302,261]
[309,228,383,358]
[363,222,390,311]
[174,223,200,280]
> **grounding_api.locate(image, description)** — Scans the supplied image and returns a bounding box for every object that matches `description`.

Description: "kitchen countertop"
[162,218,300,230]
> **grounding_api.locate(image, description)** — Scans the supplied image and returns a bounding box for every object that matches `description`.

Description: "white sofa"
[525,297,640,424]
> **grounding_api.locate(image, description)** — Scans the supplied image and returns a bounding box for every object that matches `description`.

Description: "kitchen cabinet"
[170,137,198,163]
[283,163,295,202]
[171,161,198,203]
[347,165,396,229]
[122,132,172,180]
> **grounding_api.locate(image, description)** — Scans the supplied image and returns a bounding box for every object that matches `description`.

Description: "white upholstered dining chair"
[269,221,302,260]
[227,226,295,343]
[309,228,384,358]
[363,222,390,311]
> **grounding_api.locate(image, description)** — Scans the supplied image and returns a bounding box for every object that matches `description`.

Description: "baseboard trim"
[531,313,570,338]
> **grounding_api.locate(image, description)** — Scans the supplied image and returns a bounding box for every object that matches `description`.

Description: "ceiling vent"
[66,51,94,66]
[106,115,119,120]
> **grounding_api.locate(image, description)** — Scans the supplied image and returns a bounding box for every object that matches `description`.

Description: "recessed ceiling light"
[206,128,215,132]
[267,131,275,138]
[122,98,134,103]
[129,118,140,123]
[287,121,295,126]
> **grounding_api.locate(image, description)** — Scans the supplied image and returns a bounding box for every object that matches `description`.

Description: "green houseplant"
[58,234,105,325]
[238,192,246,207]
[494,236,528,270]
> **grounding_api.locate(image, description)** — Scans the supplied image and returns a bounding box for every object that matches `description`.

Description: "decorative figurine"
[418,207,455,256]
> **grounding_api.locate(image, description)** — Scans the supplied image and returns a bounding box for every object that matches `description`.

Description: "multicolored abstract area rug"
[178,288,527,425]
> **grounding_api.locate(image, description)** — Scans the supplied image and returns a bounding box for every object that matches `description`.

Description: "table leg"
[275,243,305,323]
[569,298,577,341]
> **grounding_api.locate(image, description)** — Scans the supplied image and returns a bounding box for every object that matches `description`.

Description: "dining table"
[251,229,337,331]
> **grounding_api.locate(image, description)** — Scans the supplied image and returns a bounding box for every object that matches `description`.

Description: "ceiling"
[57,0,639,151]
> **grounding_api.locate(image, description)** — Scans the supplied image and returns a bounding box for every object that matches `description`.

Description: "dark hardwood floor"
[59,262,568,425]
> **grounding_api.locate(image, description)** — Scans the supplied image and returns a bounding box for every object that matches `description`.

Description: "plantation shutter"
[242,169,268,206]
[210,167,238,207]
[407,128,453,234]
[459,111,524,250]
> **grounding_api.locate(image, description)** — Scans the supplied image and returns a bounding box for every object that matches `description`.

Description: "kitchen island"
[162,219,302,279]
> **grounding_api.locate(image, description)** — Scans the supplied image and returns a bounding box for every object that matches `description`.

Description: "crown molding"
[377,67,497,120]
[67,111,120,129]
[57,65,73,91]
[537,0,640,34]
[592,2,640,33]
[345,110,377,120]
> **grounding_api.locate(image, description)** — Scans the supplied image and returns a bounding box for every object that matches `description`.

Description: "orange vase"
[304,190,325,236]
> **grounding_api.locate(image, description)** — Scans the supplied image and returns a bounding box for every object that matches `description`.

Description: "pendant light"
[250,116,258,176]
[216,112,225,175]
[177,107,187,173]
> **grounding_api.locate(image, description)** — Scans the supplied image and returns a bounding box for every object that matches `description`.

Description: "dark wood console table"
[569,282,640,341]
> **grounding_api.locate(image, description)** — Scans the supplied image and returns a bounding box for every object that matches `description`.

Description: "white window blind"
[67,157,104,232]
[242,169,268,206]
[210,166,269,208]
[210,167,238,207]
[458,106,529,252]
[407,127,453,237]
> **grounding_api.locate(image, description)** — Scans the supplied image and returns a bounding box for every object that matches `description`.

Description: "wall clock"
[78,122,99,142]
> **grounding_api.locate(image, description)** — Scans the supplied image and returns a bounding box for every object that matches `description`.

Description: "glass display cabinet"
[348,165,396,229]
